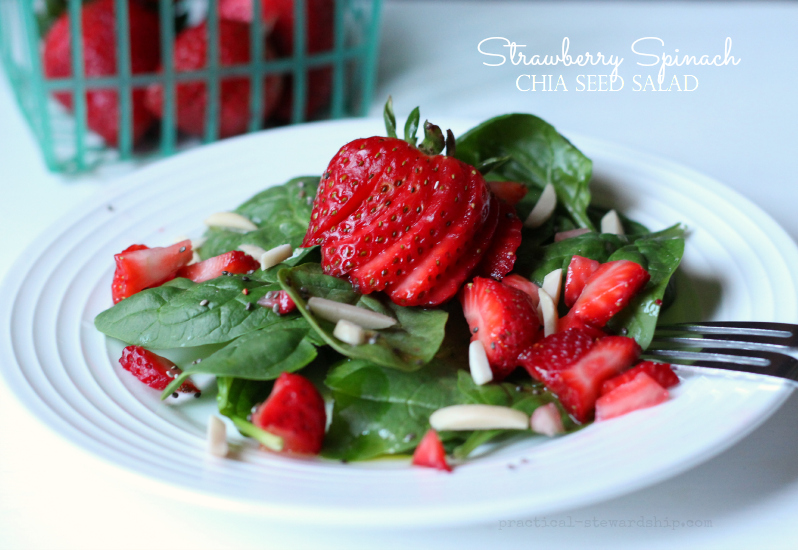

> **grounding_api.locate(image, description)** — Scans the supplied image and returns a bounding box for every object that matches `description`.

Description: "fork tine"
[654,322,798,350]
[644,347,798,382]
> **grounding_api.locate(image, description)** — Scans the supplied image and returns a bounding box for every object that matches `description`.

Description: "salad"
[95,99,686,471]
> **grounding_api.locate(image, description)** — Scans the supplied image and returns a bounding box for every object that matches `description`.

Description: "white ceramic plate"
[1,119,797,528]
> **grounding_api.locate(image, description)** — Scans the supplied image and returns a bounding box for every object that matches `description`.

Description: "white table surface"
[2,2,797,549]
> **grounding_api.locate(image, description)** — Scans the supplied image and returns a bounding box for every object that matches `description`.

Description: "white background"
[1,2,797,549]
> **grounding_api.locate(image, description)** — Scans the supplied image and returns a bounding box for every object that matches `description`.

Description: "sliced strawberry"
[556,312,607,340]
[502,274,540,309]
[177,250,259,283]
[476,200,523,280]
[119,346,199,393]
[570,260,651,327]
[564,255,600,308]
[595,371,670,421]
[257,290,297,315]
[600,361,679,396]
[251,373,326,455]
[518,328,598,382]
[487,180,528,206]
[412,429,452,472]
[532,335,641,422]
[112,240,193,303]
[460,277,540,380]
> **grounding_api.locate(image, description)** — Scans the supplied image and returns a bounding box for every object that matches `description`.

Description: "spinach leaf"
[200,176,319,260]
[322,358,466,461]
[526,232,627,284]
[95,276,301,349]
[278,264,448,371]
[216,377,283,450]
[456,114,594,229]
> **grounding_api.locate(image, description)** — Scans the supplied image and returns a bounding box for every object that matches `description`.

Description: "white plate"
[1,119,797,528]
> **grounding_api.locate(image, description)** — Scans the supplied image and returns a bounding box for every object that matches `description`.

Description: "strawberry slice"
[570,260,650,327]
[595,371,670,421]
[556,313,607,340]
[600,360,679,396]
[564,255,600,308]
[176,250,259,283]
[476,200,523,280]
[412,429,452,472]
[112,240,193,303]
[487,180,528,206]
[119,346,199,394]
[251,373,326,455]
[257,290,297,315]
[518,328,598,382]
[502,274,540,309]
[531,335,641,422]
[460,277,541,380]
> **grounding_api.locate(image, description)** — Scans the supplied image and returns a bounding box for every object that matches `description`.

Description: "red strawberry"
[487,181,528,206]
[119,346,199,393]
[112,240,193,303]
[476,200,523,280]
[257,290,297,315]
[600,361,679,396]
[412,429,452,472]
[595,371,669,421]
[518,328,598,382]
[177,250,259,283]
[570,260,651,327]
[145,20,282,138]
[556,313,607,340]
[42,0,161,146]
[251,372,326,455]
[531,335,641,422]
[564,255,600,308]
[502,274,540,309]
[303,128,495,307]
[460,277,540,380]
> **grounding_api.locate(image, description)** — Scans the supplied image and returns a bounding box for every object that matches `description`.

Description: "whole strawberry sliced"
[412,429,452,472]
[257,290,297,315]
[518,328,598,382]
[112,240,193,303]
[476,200,523,280]
[145,20,282,138]
[595,371,670,421]
[600,360,679,396]
[251,372,326,455]
[487,181,528,206]
[119,346,199,393]
[177,250,259,283]
[564,255,600,308]
[43,0,161,146]
[303,106,501,306]
[570,259,651,327]
[461,277,540,380]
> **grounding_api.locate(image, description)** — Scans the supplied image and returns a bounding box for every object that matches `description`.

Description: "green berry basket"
[0,0,383,173]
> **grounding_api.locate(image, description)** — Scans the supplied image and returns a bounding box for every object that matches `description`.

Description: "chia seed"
[179,246,186,253]
[403,433,416,442]
[172,392,179,398]
[242,276,250,282]
[245,302,253,311]
[194,392,201,398]
[199,299,209,307]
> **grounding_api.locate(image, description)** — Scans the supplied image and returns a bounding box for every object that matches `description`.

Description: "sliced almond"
[554,228,592,242]
[541,268,563,308]
[531,403,565,436]
[524,183,557,228]
[238,243,267,260]
[204,212,258,232]
[307,297,397,330]
[537,289,558,337]
[430,405,529,431]
[206,416,228,458]
[188,251,201,266]
[468,340,493,386]
[260,244,293,270]
[333,319,365,346]
[600,209,625,236]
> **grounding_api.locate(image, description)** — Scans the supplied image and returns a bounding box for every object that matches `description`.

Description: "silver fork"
[647,322,798,384]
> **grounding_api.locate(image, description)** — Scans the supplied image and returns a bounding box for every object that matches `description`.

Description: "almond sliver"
[260,244,293,270]
[468,340,493,386]
[238,243,267,260]
[204,212,258,232]
[537,289,558,337]
[206,416,228,458]
[531,403,565,436]
[541,268,562,308]
[333,319,365,346]
[430,405,529,431]
[524,183,557,228]
[600,209,625,236]
[307,297,397,330]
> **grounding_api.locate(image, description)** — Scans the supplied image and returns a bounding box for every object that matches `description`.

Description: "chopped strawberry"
[119,346,199,393]
[600,361,679,396]
[177,250,259,283]
[251,372,326,455]
[518,328,598,381]
[412,429,452,472]
[564,255,600,308]
[112,240,193,303]
[476,200,523,280]
[487,181,528,206]
[595,372,670,421]
[529,335,641,422]
[556,312,607,340]
[257,290,297,315]
[460,277,540,380]
[502,274,540,309]
[570,260,651,327]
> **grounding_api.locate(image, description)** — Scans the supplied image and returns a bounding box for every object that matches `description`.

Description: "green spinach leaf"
[216,377,283,450]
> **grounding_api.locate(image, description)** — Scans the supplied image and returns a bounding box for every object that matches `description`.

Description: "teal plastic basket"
[0,0,382,173]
